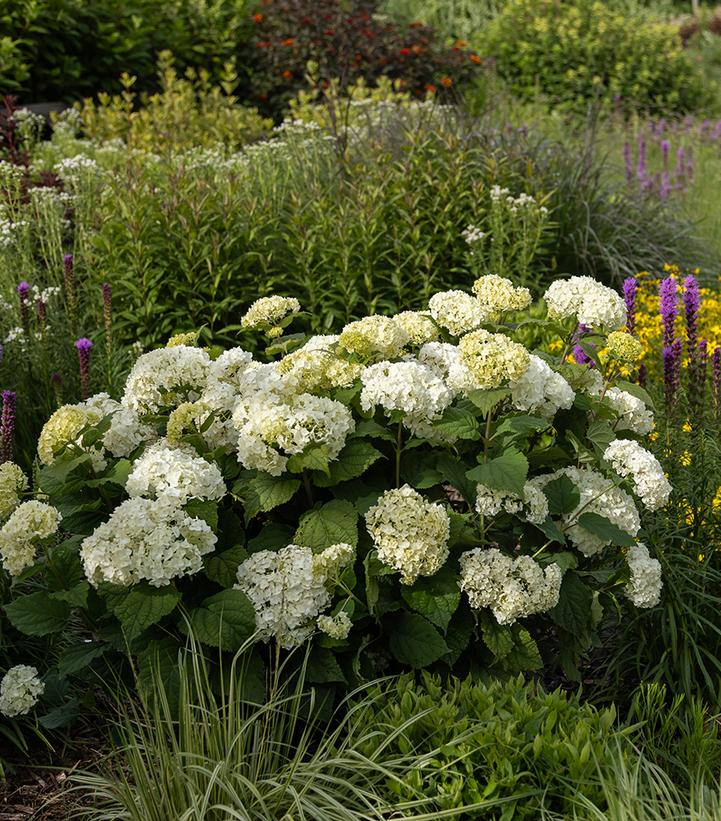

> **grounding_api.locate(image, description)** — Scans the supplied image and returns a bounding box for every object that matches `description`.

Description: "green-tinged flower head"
[458,328,529,388]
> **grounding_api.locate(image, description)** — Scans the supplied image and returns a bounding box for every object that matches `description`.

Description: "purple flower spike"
[572,323,595,367]
[623,277,637,335]
[0,390,16,464]
[636,136,647,183]
[16,281,29,300]
[623,143,633,184]
[661,139,670,169]
[713,347,721,418]
[17,281,30,332]
[75,337,93,399]
[63,253,77,333]
[659,276,678,348]
[683,274,701,353]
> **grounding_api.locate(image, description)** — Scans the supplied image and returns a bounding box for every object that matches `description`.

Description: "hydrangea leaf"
[184,499,219,530]
[106,584,181,640]
[467,388,511,417]
[388,612,449,667]
[543,475,580,516]
[307,646,346,684]
[204,544,249,588]
[248,474,301,513]
[480,613,514,660]
[550,571,592,635]
[294,499,358,550]
[4,592,71,637]
[502,626,543,671]
[577,512,636,547]
[58,643,107,677]
[434,406,481,441]
[315,440,384,487]
[466,450,529,497]
[586,421,615,455]
[401,567,460,631]
[185,589,256,651]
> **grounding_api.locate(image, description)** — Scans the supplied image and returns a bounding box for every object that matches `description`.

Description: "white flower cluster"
[603,387,654,436]
[475,481,549,525]
[235,542,354,648]
[458,329,530,388]
[233,392,354,476]
[0,501,62,577]
[418,342,477,397]
[603,439,671,511]
[122,346,210,414]
[0,665,44,718]
[360,360,454,434]
[338,315,408,360]
[126,441,226,505]
[462,224,485,246]
[508,354,575,418]
[392,311,440,345]
[530,467,640,556]
[317,611,353,640]
[0,462,28,521]
[429,290,487,336]
[472,275,531,315]
[240,295,301,330]
[624,543,662,608]
[459,548,562,625]
[80,497,216,587]
[544,276,626,330]
[365,485,450,584]
[277,335,362,393]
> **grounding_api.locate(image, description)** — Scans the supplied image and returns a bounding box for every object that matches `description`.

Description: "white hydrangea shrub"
[0,665,44,717]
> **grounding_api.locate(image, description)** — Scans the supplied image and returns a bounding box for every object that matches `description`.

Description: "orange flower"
[282,69,293,79]
[252,12,263,23]
[440,76,453,88]
[454,39,468,48]
[281,37,295,46]
[470,54,482,64]
[425,83,437,93]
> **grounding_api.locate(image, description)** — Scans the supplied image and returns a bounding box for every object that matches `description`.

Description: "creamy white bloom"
[122,346,210,414]
[360,360,454,433]
[103,406,156,458]
[0,501,62,576]
[0,665,44,717]
[240,295,300,329]
[509,354,575,418]
[417,342,477,397]
[365,485,450,584]
[530,466,641,556]
[392,311,440,345]
[126,441,226,505]
[603,387,654,436]
[317,610,352,640]
[458,329,529,388]
[603,439,671,511]
[0,463,28,521]
[544,276,626,330]
[472,275,531,314]
[81,497,216,587]
[624,543,662,608]
[459,548,562,625]
[428,290,488,336]
[38,392,118,469]
[233,392,354,476]
[235,542,354,648]
[338,315,408,360]
[475,481,549,525]
[277,336,362,393]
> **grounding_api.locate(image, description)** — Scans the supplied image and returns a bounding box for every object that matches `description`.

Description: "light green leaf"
[467,388,511,416]
[577,512,636,547]
[186,589,257,651]
[287,445,330,475]
[249,474,301,512]
[480,613,514,660]
[294,499,358,550]
[586,421,615,454]
[106,584,181,640]
[466,450,529,497]
[401,567,460,631]
[315,440,384,487]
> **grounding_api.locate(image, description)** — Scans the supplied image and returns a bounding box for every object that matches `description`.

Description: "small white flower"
[0,665,44,717]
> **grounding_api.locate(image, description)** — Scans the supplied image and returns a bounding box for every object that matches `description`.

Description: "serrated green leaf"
[434,406,481,441]
[186,589,256,651]
[38,699,80,730]
[184,499,218,530]
[307,646,346,683]
[467,388,511,416]
[466,450,529,497]
[550,571,592,634]
[294,499,358,550]
[503,626,543,671]
[204,544,248,587]
[287,444,330,475]
[586,420,615,454]
[615,380,654,410]
[401,567,460,631]
[387,612,449,667]
[58,643,107,677]
[249,474,301,512]
[480,613,514,660]
[544,475,580,516]
[315,440,384,487]
[5,592,70,637]
[577,512,636,547]
[495,414,550,438]
[49,582,89,608]
[106,584,181,640]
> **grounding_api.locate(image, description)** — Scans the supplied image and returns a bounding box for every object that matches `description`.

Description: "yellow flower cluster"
[604,331,644,364]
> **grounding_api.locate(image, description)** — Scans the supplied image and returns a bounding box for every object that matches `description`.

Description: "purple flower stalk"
[75,337,93,399]
[636,136,647,183]
[623,277,637,335]
[63,253,77,334]
[572,323,595,367]
[683,274,701,355]
[712,346,721,418]
[663,338,682,411]
[36,299,46,333]
[661,139,670,170]
[623,142,633,184]
[659,276,678,348]
[17,280,30,333]
[0,390,16,464]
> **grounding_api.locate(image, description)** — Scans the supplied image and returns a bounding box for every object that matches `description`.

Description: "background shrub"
[479,0,708,115]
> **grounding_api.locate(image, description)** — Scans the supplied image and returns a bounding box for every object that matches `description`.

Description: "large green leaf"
[204,544,248,588]
[434,406,481,441]
[186,589,256,651]
[249,474,301,513]
[401,567,460,631]
[577,512,636,547]
[586,421,615,455]
[480,613,514,660]
[294,499,358,550]
[58,643,107,677]
[467,388,511,416]
[287,444,331,475]
[550,571,592,634]
[307,646,346,683]
[316,440,384,487]
[387,612,449,667]
[544,475,580,516]
[466,450,529,497]
[4,592,70,637]
[503,626,543,671]
[106,584,181,640]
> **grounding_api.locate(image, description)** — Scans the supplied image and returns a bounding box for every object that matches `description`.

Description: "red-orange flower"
[282,69,293,79]
[399,47,411,56]
[281,37,295,46]
[252,12,263,23]
[440,76,453,88]
[425,83,437,93]
[470,54,482,64]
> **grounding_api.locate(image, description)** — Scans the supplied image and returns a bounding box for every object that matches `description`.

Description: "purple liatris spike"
[663,338,682,410]
[572,323,595,367]
[683,274,701,354]
[661,139,670,170]
[0,390,16,463]
[36,299,46,333]
[75,337,93,399]
[636,136,647,182]
[623,277,637,335]
[17,280,30,333]
[63,253,77,332]
[659,276,678,348]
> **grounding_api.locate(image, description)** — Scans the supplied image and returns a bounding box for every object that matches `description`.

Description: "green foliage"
[354,672,630,817]
[479,0,709,115]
